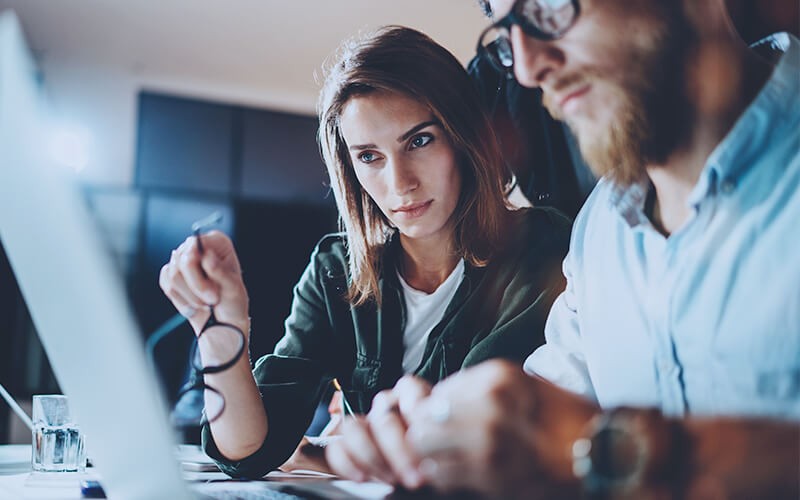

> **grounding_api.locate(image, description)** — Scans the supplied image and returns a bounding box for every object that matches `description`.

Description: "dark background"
[0,91,339,443]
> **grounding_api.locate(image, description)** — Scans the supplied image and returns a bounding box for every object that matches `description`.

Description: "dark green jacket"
[203,207,570,478]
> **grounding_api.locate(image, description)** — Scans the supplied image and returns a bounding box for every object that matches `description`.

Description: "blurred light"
[49,124,92,172]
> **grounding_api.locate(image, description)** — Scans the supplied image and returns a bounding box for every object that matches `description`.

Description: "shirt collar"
[689,32,799,206]
[608,177,653,228]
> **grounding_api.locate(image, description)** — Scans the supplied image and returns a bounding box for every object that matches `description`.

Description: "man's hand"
[404,360,599,499]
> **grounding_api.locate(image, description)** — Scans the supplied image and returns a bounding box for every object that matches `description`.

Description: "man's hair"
[317,26,509,306]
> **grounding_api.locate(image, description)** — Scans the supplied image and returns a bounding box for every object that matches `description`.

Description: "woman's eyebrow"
[397,120,440,143]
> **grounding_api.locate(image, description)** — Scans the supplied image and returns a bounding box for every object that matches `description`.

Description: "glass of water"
[31,395,85,473]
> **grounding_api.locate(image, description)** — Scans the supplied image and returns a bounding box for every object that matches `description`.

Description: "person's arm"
[198,236,341,478]
[678,416,799,499]
[394,360,798,499]
[202,320,267,462]
[161,231,339,478]
[160,231,267,462]
[570,406,800,499]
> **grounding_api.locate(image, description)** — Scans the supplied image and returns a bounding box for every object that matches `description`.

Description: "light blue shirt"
[525,33,800,419]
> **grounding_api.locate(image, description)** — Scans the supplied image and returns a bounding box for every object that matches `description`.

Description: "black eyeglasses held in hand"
[477,0,580,75]
[146,212,246,428]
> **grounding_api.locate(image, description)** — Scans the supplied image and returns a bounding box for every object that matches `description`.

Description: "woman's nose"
[387,158,419,195]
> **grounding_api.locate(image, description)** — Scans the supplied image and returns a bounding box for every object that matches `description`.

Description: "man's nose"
[510,25,565,88]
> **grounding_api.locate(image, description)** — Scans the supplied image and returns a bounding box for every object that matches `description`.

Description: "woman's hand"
[280,435,344,474]
[325,376,431,487]
[159,230,250,338]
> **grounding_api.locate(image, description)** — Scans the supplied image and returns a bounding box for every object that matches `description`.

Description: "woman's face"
[339,91,462,245]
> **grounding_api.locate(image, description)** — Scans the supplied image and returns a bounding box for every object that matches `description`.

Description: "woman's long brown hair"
[318,26,509,306]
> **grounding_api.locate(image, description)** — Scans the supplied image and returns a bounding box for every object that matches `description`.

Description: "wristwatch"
[571,407,682,499]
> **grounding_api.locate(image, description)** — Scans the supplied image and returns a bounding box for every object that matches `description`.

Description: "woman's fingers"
[328,417,396,484]
[325,435,368,482]
[159,259,202,315]
[201,250,243,296]
[368,391,422,489]
[161,235,249,335]
[178,240,219,304]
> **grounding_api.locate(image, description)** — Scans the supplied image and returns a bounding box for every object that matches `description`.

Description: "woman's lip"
[559,85,591,114]
[393,200,433,217]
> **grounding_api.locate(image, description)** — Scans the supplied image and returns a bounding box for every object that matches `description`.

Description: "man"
[326,0,800,498]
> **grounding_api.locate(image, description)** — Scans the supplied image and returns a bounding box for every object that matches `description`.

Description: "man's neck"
[647,36,774,236]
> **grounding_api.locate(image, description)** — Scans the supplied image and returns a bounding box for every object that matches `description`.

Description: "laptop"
[0,11,391,500]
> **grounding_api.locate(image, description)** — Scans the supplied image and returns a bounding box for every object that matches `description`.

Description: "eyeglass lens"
[170,314,245,426]
[172,383,225,427]
[521,0,576,34]
[479,0,578,72]
[193,319,246,372]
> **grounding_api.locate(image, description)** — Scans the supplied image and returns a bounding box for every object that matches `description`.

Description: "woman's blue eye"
[410,134,433,149]
[358,151,377,163]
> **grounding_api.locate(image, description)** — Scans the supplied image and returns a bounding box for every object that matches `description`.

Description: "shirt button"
[720,179,736,194]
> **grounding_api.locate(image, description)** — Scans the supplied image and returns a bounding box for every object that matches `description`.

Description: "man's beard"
[543,14,694,188]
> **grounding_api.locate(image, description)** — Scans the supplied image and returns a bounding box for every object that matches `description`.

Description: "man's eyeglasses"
[146,212,246,427]
[477,0,580,75]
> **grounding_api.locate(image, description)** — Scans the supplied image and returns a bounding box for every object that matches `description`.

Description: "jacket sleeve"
[462,209,572,368]
[202,238,341,478]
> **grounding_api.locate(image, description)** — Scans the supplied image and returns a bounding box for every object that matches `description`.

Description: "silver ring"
[428,398,451,424]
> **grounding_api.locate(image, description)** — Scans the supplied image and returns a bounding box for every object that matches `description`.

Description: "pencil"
[331,378,356,418]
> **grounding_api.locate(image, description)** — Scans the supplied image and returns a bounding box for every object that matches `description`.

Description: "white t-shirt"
[397,259,465,374]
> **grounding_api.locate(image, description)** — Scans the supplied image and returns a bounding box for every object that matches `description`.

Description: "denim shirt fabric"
[204,207,571,477]
[527,33,800,420]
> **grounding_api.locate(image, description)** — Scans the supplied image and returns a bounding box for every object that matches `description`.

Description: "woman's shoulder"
[507,207,573,247]
[308,230,398,280]
[309,232,348,275]
[486,207,572,275]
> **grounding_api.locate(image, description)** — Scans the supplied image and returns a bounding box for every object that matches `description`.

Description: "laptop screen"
[0,10,191,499]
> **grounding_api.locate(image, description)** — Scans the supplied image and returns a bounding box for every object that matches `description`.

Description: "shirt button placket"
[653,241,687,417]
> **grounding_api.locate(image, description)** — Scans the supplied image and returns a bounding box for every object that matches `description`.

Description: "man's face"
[488,0,694,186]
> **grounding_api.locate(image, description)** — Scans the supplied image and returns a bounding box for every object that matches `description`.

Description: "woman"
[159,26,570,478]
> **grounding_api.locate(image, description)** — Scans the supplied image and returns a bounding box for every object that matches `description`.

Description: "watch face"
[590,427,644,482]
